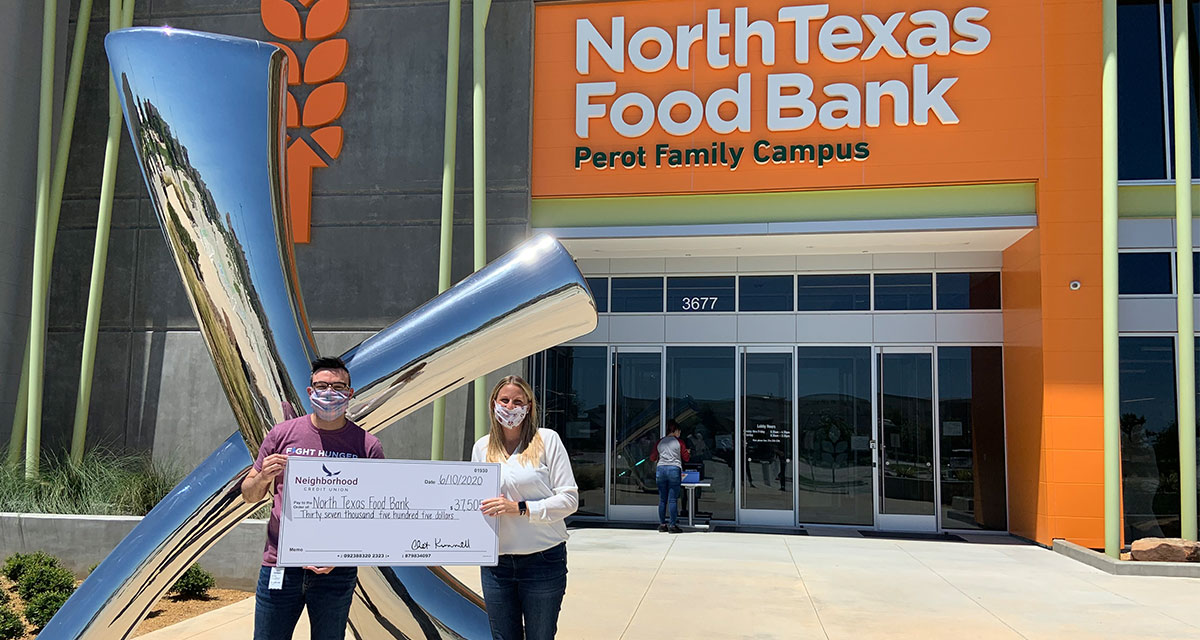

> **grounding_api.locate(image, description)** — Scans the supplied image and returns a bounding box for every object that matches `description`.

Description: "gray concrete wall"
[3,0,535,468]
[0,513,267,590]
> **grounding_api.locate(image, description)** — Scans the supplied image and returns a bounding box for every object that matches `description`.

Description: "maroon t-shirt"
[252,415,385,565]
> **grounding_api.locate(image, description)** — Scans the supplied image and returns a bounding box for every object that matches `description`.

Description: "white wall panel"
[935,312,1003,342]
[1120,219,1173,249]
[934,252,1003,269]
[797,313,873,342]
[575,258,610,275]
[665,257,738,273]
[873,313,937,342]
[873,253,936,270]
[608,315,666,342]
[737,314,796,343]
[737,255,797,273]
[796,254,872,271]
[666,314,738,342]
[609,258,666,274]
[1119,298,1177,332]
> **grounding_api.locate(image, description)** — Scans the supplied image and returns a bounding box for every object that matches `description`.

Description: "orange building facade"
[527,0,1195,548]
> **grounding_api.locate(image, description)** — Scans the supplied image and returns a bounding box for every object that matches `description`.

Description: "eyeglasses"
[311,382,350,392]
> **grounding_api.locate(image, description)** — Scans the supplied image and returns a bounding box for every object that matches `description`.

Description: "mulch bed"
[0,574,251,638]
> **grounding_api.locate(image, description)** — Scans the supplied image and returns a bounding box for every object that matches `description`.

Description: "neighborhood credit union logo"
[260,0,349,244]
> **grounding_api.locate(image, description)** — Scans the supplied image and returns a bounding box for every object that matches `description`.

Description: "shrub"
[23,589,71,630]
[0,587,7,606]
[17,564,74,602]
[0,606,23,640]
[171,564,215,599]
[2,551,60,583]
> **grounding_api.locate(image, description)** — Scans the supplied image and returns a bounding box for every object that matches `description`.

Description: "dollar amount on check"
[277,458,500,567]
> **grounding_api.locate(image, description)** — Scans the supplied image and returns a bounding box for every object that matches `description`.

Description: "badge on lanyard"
[269,566,285,590]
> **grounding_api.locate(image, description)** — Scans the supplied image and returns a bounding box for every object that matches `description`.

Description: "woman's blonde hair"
[484,375,544,465]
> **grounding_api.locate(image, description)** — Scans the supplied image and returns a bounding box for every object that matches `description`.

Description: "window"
[938,347,1007,531]
[1193,252,1200,295]
[1163,1,1200,179]
[796,274,870,311]
[936,272,1001,310]
[874,273,933,310]
[666,276,735,312]
[1117,0,1169,179]
[585,277,608,313]
[1116,0,1200,180]
[534,346,607,516]
[796,347,873,525]
[667,346,736,521]
[1119,337,1182,540]
[1118,252,1172,294]
[739,275,793,311]
[610,277,663,312]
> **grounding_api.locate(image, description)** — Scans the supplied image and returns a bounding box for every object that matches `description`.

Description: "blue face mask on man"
[310,388,351,421]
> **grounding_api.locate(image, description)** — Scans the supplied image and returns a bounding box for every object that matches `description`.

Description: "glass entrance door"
[875,347,938,532]
[667,346,736,522]
[609,347,662,521]
[739,349,794,525]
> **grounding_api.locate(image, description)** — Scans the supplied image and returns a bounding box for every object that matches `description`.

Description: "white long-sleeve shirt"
[471,428,579,555]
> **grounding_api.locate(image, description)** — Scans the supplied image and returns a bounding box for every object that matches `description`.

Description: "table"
[681,482,711,529]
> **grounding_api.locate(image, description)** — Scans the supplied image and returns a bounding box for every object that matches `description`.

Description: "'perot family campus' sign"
[531,0,1044,198]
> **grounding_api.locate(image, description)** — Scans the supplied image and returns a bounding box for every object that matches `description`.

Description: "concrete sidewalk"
[140,528,1200,639]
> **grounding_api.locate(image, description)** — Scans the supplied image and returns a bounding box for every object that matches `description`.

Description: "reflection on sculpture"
[41,28,596,639]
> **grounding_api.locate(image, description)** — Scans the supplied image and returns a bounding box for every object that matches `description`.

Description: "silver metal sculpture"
[42,27,596,639]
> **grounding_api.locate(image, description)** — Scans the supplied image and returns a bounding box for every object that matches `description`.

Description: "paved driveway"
[143,528,1200,639]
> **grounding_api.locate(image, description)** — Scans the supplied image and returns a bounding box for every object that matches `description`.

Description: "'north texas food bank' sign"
[531,0,1044,198]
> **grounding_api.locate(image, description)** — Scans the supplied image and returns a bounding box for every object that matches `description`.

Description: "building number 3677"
[681,297,719,311]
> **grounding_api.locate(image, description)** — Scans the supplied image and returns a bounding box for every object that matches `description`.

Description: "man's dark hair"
[666,419,681,434]
[311,356,351,385]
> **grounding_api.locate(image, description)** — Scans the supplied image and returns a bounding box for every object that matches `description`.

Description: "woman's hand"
[481,496,520,517]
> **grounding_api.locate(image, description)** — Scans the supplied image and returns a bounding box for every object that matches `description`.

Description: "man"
[242,356,384,640]
[650,419,690,534]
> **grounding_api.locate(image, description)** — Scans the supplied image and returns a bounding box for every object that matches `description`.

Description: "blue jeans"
[479,542,568,640]
[254,566,357,640]
[657,465,681,526]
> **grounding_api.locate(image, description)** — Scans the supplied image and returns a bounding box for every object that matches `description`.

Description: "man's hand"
[304,566,334,574]
[242,454,289,503]
[259,454,288,482]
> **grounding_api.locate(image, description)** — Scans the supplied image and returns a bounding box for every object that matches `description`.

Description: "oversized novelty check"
[276,458,500,567]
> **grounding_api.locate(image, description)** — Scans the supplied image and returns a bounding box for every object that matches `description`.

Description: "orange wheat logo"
[261,0,349,244]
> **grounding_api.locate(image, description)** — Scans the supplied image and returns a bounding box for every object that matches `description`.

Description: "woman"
[473,375,579,640]
[651,419,689,533]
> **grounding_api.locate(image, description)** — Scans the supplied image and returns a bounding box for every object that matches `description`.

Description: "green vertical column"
[8,0,97,467]
[25,0,59,478]
[6,359,28,465]
[431,0,462,461]
[71,0,135,463]
[1102,0,1121,557]
[472,0,492,440]
[1173,0,1198,542]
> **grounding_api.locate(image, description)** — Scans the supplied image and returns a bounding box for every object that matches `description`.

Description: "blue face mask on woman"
[310,388,351,421]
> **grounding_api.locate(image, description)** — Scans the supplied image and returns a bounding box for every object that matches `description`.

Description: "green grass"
[0,449,182,516]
